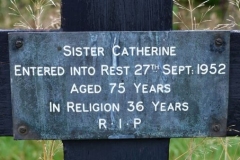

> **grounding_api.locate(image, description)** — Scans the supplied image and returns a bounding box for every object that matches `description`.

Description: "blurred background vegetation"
[0,0,61,29]
[173,0,240,30]
[0,0,240,159]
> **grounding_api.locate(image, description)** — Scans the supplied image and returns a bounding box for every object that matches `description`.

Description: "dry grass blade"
[173,0,190,11]
[9,0,60,29]
[193,0,209,11]
[9,0,32,29]
[195,6,214,29]
[229,0,240,10]
[172,11,190,30]
[39,140,63,160]
[214,15,239,30]
[173,0,213,30]
[213,0,240,30]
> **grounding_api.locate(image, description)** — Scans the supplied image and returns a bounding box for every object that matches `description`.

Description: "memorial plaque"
[9,31,230,140]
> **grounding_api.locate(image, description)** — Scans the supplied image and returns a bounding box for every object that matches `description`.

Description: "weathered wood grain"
[228,31,240,136]
[0,31,12,136]
[61,0,172,31]
[63,139,170,160]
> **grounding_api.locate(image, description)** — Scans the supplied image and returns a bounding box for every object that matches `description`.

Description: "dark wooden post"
[0,31,13,136]
[61,0,172,159]
[228,32,240,135]
[0,1,240,160]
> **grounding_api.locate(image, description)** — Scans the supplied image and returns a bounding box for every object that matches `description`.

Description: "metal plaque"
[9,31,230,140]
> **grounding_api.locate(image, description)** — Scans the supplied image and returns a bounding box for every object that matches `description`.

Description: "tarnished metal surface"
[9,31,230,140]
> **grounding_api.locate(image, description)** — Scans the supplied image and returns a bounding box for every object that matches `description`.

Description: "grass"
[173,0,214,30]
[9,0,60,29]
[173,0,240,30]
[170,137,240,160]
[214,0,240,29]
[0,137,63,160]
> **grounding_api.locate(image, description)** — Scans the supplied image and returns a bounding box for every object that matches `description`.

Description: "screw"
[15,40,23,49]
[215,38,223,46]
[18,126,28,135]
[212,124,220,132]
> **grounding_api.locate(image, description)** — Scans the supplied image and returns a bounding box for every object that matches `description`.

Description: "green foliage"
[0,137,63,160]
[170,137,240,160]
